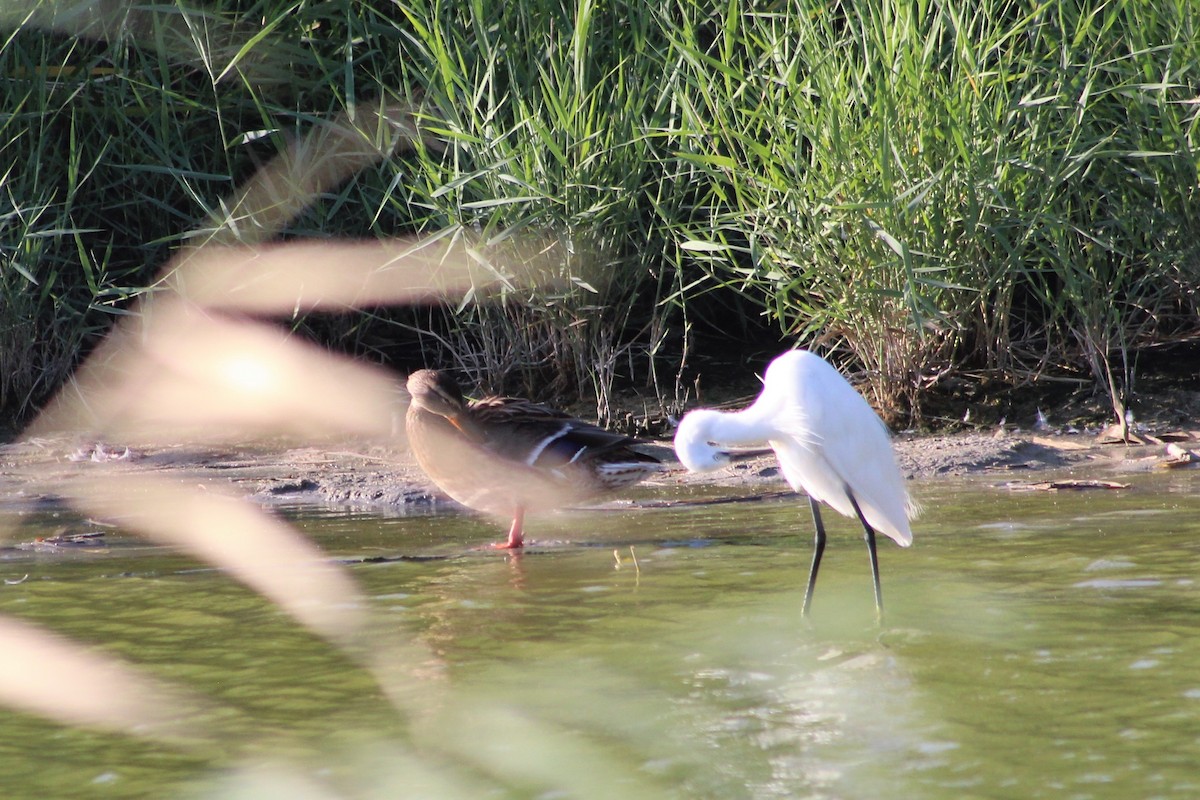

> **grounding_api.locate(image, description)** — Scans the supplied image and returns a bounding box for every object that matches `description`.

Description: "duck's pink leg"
[493,507,526,549]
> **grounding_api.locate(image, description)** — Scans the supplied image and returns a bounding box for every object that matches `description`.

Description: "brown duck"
[405,369,662,548]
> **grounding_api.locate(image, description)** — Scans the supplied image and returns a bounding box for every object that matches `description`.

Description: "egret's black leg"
[846,490,884,618]
[802,496,827,617]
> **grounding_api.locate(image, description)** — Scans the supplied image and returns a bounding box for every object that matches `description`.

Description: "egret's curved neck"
[704,405,774,448]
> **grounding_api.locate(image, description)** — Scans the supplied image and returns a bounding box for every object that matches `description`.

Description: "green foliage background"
[3,0,1199,425]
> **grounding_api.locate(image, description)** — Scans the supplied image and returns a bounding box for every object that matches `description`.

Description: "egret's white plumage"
[674,349,918,616]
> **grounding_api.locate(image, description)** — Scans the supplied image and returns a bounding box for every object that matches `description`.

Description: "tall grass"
[3,0,1199,426]
[658,0,1200,420]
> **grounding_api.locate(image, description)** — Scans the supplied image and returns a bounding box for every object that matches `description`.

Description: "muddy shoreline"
[5,425,1193,519]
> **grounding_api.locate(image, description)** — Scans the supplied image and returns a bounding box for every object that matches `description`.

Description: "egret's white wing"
[766,351,914,546]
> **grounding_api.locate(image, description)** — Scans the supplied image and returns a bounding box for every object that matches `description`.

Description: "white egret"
[673,350,917,617]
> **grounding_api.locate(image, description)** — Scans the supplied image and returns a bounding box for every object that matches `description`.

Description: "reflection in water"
[0,474,1199,797]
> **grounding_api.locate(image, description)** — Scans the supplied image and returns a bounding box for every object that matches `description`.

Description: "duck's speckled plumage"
[405,369,660,548]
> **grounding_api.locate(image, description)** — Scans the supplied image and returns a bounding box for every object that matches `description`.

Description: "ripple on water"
[1072,578,1163,589]
[1082,559,1136,571]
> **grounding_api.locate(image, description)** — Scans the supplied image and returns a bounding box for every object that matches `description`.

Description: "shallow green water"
[2,471,1200,798]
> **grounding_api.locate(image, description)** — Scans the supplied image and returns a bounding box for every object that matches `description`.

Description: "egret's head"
[673,410,732,473]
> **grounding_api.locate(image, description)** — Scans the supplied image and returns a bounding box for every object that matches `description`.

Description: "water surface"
[1,471,1198,798]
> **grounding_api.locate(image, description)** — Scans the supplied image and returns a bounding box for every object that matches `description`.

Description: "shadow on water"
[1,471,1200,798]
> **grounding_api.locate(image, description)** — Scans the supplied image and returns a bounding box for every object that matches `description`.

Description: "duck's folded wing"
[469,397,655,469]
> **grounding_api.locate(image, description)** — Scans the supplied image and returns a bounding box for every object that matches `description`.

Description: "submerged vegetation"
[2,0,1199,426]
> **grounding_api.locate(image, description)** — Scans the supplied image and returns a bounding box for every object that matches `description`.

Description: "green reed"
[3,0,1198,425]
